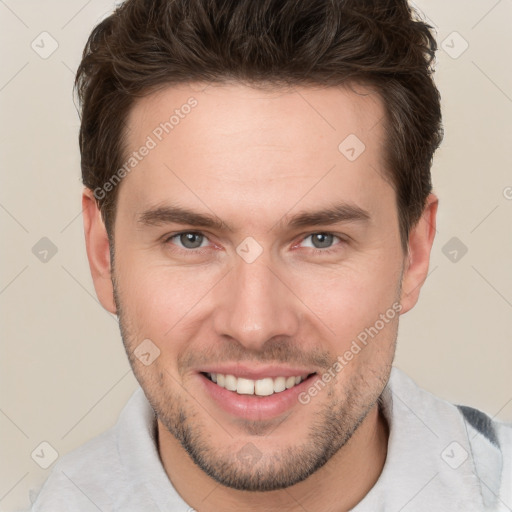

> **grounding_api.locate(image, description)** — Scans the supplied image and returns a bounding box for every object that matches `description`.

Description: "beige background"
[1,0,511,510]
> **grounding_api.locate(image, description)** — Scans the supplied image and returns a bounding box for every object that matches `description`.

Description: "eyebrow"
[138,205,230,231]
[137,202,370,232]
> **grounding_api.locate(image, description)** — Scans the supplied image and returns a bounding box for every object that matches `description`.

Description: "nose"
[213,254,300,351]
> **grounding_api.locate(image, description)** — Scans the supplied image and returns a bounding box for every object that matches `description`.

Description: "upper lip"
[198,363,317,380]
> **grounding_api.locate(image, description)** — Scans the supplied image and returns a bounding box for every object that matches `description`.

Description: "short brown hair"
[75,0,443,250]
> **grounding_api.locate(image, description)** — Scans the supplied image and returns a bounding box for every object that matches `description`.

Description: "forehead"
[126,82,385,155]
[118,82,393,231]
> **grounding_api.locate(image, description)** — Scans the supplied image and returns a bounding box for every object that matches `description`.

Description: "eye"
[166,232,210,250]
[163,231,345,255]
[298,232,344,252]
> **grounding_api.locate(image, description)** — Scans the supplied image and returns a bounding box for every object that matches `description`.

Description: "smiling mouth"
[202,372,317,397]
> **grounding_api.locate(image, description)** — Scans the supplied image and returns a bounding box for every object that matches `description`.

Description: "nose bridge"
[213,253,299,349]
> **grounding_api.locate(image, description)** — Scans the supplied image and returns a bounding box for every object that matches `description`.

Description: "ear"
[82,188,116,314]
[400,193,438,314]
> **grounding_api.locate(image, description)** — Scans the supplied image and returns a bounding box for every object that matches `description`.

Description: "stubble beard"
[112,274,395,492]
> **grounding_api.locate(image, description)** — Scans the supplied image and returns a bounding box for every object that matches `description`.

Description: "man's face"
[111,83,406,490]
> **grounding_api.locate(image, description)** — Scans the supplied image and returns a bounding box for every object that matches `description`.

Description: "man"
[30,0,511,510]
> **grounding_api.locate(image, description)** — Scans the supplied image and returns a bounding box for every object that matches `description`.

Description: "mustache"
[177,338,335,373]
[114,279,337,372]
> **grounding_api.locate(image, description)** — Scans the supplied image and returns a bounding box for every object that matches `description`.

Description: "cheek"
[115,250,222,345]
[115,230,402,355]
[293,254,402,339]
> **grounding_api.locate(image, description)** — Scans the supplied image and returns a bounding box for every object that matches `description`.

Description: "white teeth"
[237,377,255,395]
[255,378,274,396]
[273,376,286,393]
[207,373,309,396]
[224,374,237,391]
[285,376,296,389]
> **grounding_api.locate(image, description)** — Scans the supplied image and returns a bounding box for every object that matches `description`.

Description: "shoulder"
[387,367,512,510]
[29,427,125,511]
[28,387,155,511]
[456,404,512,508]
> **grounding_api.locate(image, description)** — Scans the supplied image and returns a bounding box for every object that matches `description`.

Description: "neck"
[158,402,389,512]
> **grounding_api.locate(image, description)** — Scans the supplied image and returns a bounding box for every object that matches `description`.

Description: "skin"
[83,83,437,512]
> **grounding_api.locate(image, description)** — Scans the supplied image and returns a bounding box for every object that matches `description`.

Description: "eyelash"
[163,231,346,255]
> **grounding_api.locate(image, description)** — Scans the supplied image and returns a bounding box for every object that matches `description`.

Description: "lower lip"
[198,373,316,421]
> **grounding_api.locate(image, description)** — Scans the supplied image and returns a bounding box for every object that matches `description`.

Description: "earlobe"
[399,193,438,315]
[82,189,117,314]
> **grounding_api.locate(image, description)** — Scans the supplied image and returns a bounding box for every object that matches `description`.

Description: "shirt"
[28,367,512,511]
